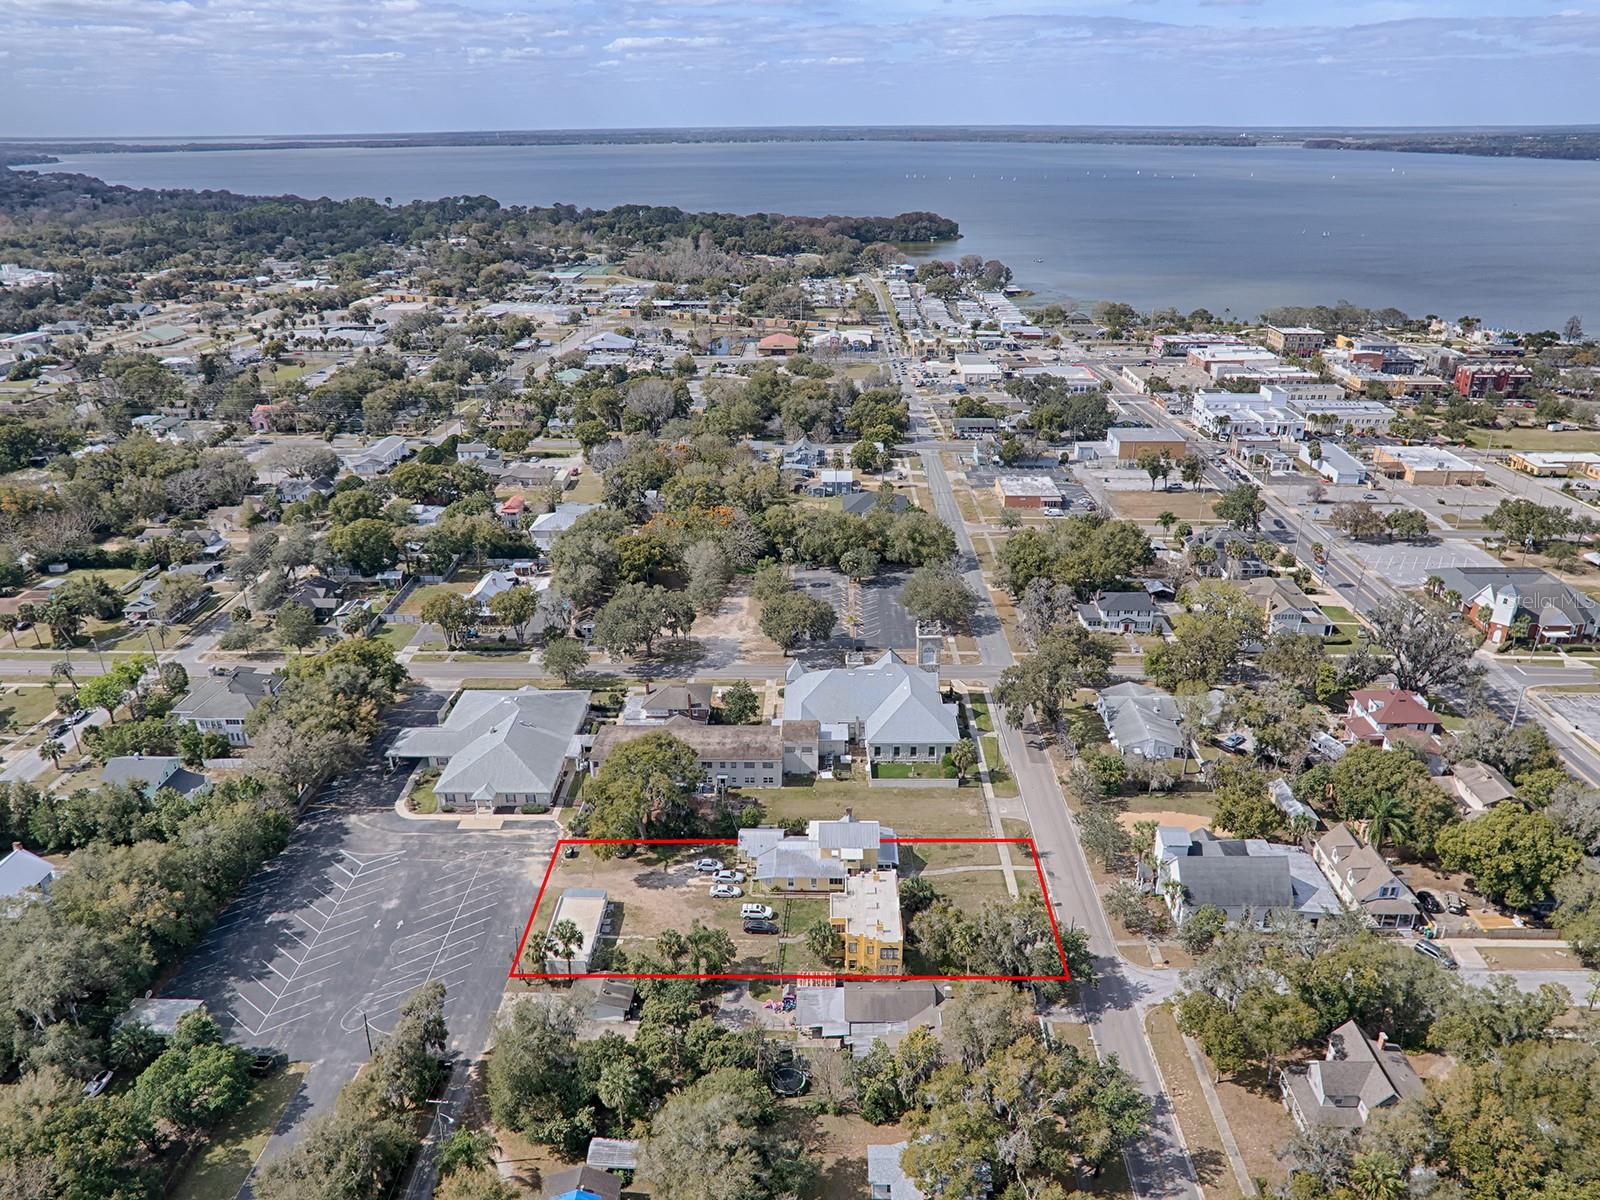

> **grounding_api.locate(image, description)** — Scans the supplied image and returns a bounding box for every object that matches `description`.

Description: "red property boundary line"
[508,836,1071,983]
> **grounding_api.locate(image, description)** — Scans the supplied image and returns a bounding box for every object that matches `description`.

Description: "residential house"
[795,981,941,1057]
[1186,527,1270,580]
[126,572,213,625]
[840,492,910,517]
[1450,760,1518,815]
[807,469,859,497]
[1242,576,1335,638]
[781,436,829,471]
[736,813,900,892]
[783,651,960,764]
[289,574,344,621]
[101,755,207,798]
[1281,1021,1424,1130]
[1151,827,1341,928]
[339,435,411,478]
[1095,682,1208,760]
[0,844,56,904]
[831,869,904,975]
[541,889,608,975]
[455,441,499,463]
[530,502,598,550]
[387,688,589,811]
[622,683,712,724]
[1431,567,1600,647]
[172,667,281,747]
[498,494,527,528]
[1313,824,1419,929]
[868,1144,925,1200]
[589,715,820,788]
[543,1165,622,1200]
[1077,591,1161,635]
[1345,688,1444,745]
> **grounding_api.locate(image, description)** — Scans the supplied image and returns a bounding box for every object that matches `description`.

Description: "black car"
[1416,890,1443,915]
[244,1049,288,1078]
[742,919,780,935]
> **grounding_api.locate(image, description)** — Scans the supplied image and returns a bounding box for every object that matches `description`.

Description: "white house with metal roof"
[782,651,959,763]
[387,687,589,812]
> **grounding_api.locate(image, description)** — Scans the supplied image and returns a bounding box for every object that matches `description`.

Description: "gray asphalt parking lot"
[166,690,559,1168]
[792,567,919,651]
[1327,538,1500,585]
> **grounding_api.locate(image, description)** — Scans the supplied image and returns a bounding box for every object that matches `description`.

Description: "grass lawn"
[567,471,605,504]
[397,578,478,617]
[872,761,958,780]
[761,780,993,838]
[169,1064,308,1200]
[1467,427,1600,452]
[409,769,440,815]
[969,694,995,734]
[372,621,417,651]
[0,685,59,735]
[1106,489,1220,522]
[980,734,1019,798]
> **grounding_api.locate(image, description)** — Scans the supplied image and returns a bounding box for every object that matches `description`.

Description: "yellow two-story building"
[829,869,904,975]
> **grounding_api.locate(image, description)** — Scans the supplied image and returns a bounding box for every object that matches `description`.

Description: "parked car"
[743,918,780,935]
[693,858,722,873]
[1216,732,1248,751]
[1416,890,1443,915]
[740,903,775,920]
[1412,939,1458,970]
[82,1070,114,1098]
[713,869,745,884]
[245,1049,288,1078]
[1444,892,1467,915]
[709,883,743,899]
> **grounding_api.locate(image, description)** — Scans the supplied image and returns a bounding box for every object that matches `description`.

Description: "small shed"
[585,1137,640,1171]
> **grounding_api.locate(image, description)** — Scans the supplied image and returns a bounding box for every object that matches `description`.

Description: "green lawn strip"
[760,781,992,838]
[0,684,60,735]
[969,694,995,734]
[169,1064,308,1200]
[979,733,1019,797]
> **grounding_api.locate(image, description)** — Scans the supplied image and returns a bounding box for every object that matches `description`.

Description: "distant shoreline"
[8,124,1600,165]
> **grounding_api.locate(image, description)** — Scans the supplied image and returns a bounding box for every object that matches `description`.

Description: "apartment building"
[830,869,904,975]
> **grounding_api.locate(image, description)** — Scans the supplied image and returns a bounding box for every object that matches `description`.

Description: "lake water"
[36,140,1600,330]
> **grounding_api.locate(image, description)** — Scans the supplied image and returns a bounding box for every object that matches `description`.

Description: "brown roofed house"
[1281,1020,1424,1129]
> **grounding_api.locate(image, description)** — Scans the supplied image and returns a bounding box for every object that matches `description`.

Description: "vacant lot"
[1468,427,1600,452]
[0,685,58,735]
[1106,489,1220,523]
[759,779,992,838]
[528,843,786,973]
[1479,944,1584,971]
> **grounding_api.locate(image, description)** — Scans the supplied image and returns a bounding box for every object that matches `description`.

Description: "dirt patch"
[1213,1069,1296,1192]
[689,580,785,664]
[792,1112,907,1200]
[1107,490,1223,522]
[1143,1006,1246,1200]
[1116,809,1212,832]
[1480,945,1583,971]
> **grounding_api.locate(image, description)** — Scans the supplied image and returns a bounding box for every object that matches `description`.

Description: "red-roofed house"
[499,494,527,528]
[1345,689,1444,745]
[757,333,800,357]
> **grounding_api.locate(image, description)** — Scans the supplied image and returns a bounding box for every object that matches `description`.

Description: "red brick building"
[1454,362,1533,398]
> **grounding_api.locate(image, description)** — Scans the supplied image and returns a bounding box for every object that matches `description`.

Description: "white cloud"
[602,35,727,50]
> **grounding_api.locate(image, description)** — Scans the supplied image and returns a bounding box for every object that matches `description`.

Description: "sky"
[1,0,1598,137]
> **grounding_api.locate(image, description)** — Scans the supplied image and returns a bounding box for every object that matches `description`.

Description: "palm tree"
[15,604,41,648]
[0,614,16,647]
[545,918,585,976]
[1156,511,1177,535]
[1364,794,1413,855]
[1348,1151,1406,1200]
[39,740,64,768]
